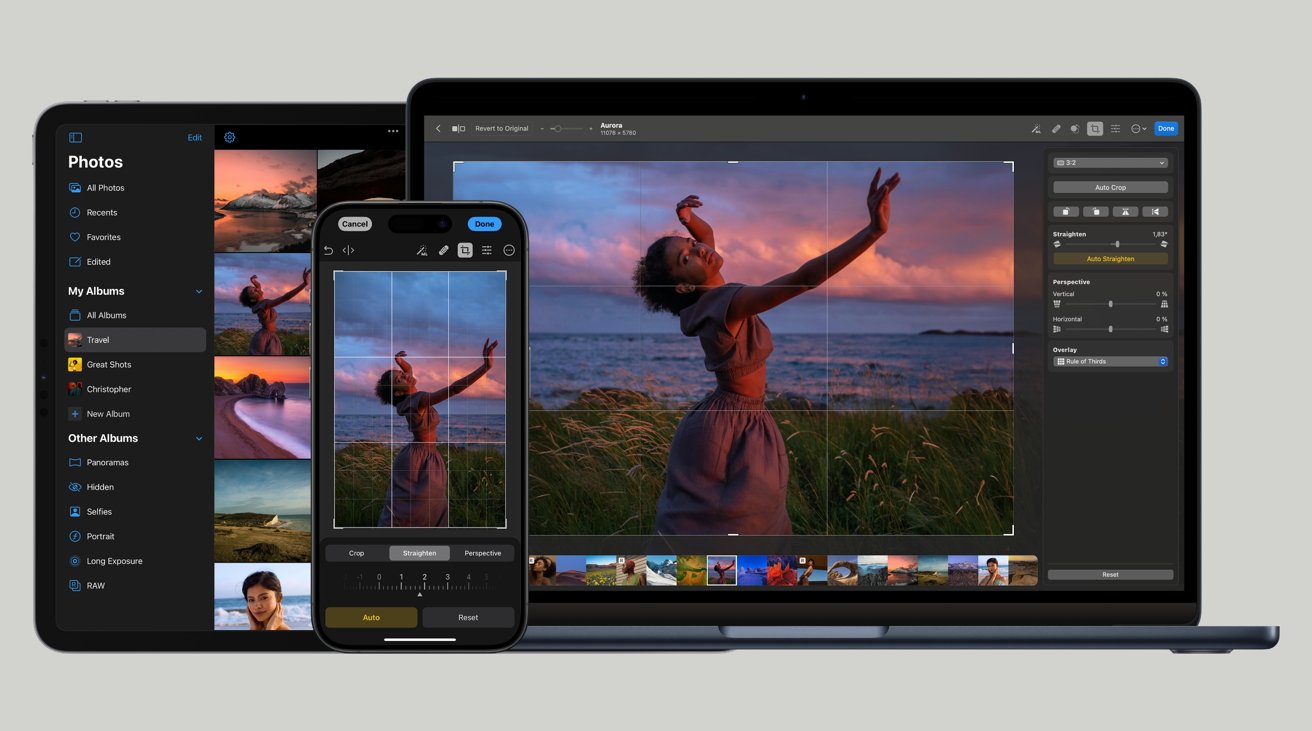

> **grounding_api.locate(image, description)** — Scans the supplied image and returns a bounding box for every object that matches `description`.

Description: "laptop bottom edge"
[512,625,1279,651]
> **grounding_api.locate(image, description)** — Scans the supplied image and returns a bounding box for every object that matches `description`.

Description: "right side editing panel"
[1045,137,1182,584]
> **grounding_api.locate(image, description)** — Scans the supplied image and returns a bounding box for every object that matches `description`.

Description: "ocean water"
[214,594,312,630]
[271,514,311,532]
[529,333,1013,409]
[214,311,310,334]
[333,413,506,449]
[214,209,313,252]
[234,383,311,459]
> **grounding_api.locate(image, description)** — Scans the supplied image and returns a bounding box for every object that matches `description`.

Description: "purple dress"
[247,301,283,355]
[378,392,448,527]
[654,283,791,535]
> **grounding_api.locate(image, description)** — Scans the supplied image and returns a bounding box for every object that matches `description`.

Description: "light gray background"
[2,1,1302,728]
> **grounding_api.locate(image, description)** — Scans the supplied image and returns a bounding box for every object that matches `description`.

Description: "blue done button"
[468,216,503,232]
[1154,121,1179,136]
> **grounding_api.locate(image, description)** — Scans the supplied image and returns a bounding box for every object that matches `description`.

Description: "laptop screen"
[417,95,1191,602]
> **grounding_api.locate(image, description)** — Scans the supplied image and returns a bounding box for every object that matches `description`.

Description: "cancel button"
[423,606,515,629]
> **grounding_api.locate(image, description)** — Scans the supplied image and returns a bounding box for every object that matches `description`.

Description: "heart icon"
[69,232,81,242]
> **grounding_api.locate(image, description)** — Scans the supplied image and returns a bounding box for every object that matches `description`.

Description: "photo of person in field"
[453,159,1014,537]
[240,269,310,355]
[374,343,497,527]
[213,254,311,356]
[332,270,508,528]
[634,170,898,534]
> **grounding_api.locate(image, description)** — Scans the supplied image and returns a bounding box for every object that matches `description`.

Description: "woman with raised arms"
[632,168,900,535]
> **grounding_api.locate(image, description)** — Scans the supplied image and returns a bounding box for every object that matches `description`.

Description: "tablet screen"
[37,105,403,648]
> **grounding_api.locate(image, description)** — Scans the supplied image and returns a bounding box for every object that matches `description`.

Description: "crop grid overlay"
[333,270,508,528]
[455,160,1014,537]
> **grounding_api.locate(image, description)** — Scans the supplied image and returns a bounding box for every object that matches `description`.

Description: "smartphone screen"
[311,202,526,651]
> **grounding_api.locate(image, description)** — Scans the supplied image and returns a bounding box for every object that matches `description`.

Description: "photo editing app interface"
[51,121,403,633]
[314,206,525,647]
[422,115,1185,593]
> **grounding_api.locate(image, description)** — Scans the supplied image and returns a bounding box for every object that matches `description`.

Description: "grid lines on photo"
[462,159,1013,537]
[332,270,506,528]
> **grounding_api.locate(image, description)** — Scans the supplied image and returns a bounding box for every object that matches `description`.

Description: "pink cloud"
[461,161,1014,305]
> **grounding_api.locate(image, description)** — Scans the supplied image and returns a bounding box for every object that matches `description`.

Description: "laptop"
[406,79,1276,651]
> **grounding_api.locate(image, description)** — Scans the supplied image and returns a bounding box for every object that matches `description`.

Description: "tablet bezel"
[406,79,1202,627]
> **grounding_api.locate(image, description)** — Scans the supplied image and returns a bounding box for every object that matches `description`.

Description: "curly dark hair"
[239,285,261,308]
[375,369,409,406]
[531,556,556,579]
[632,236,702,315]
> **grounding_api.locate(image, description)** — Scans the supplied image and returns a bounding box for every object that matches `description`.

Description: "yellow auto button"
[324,607,418,629]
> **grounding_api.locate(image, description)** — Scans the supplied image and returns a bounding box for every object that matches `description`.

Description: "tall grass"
[214,327,309,356]
[334,442,506,527]
[528,388,1012,536]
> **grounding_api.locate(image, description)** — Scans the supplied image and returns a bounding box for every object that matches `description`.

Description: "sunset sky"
[214,253,311,313]
[214,356,308,384]
[888,555,919,572]
[214,149,317,204]
[454,160,1014,333]
[333,270,506,414]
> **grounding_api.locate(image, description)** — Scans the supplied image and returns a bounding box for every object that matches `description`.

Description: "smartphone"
[311,201,527,651]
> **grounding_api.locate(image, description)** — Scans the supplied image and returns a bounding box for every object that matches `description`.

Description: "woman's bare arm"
[394,350,413,375]
[727,169,899,324]
[417,338,497,408]
[677,195,715,248]
[266,268,311,308]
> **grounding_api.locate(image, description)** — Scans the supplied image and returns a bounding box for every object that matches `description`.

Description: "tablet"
[407,80,1203,637]
[35,102,403,650]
